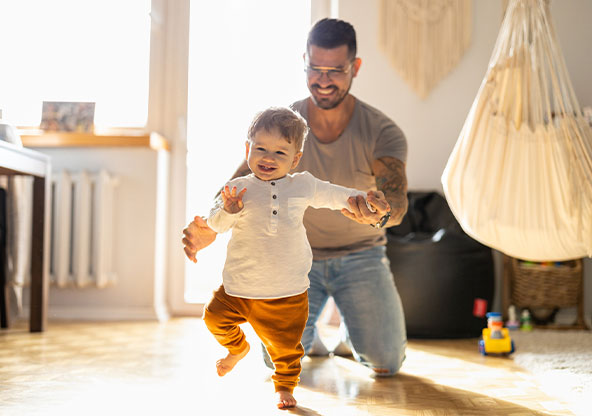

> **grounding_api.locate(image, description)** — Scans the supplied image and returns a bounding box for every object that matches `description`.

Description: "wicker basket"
[510,257,582,308]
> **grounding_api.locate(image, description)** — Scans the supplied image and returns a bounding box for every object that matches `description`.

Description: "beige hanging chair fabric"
[442,0,592,261]
[378,0,472,99]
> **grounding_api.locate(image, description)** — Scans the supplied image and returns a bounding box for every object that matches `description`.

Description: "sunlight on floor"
[0,318,580,416]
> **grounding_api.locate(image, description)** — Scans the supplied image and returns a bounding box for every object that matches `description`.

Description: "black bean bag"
[387,191,494,338]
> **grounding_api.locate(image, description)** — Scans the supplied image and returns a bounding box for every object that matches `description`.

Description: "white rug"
[510,329,592,414]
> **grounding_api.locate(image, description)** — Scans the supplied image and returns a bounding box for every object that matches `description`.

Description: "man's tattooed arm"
[372,156,408,227]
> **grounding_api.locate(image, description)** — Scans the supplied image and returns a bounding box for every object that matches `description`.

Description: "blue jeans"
[263,246,407,375]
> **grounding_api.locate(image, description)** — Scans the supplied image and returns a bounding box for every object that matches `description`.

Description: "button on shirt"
[207,171,366,299]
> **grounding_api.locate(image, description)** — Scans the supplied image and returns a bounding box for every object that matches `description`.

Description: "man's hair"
[306,18,357,61]
[248,107,309,151]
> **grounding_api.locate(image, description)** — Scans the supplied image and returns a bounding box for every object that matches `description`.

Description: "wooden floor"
[0,318,579,416]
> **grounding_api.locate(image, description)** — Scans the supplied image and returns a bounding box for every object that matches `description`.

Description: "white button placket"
[270,181,279,233]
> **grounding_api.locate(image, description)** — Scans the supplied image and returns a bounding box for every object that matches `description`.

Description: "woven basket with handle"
[511,258,582,308]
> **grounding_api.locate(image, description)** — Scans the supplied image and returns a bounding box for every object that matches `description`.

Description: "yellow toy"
[478,312,515,355]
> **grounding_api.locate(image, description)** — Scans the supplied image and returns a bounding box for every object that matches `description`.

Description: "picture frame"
[40,101,95,133]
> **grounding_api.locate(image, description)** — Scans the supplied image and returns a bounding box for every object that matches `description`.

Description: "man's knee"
[371,359,404,377]
[366,344,406,377]
[372,358,403,376]
[373,367,393,376]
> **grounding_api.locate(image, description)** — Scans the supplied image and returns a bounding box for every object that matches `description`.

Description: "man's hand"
[221,186,247,214]
[182,216,218,263]
[341,190,391,225]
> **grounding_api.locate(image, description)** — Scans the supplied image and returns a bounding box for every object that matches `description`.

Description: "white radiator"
[50,169,118,288]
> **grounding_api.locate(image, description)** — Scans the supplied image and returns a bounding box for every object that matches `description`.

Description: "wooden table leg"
[30,176,48,332]
[0,260,9,329]
[0,188,8,328]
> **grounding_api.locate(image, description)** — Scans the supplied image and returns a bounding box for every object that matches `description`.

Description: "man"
[183,18,408,376]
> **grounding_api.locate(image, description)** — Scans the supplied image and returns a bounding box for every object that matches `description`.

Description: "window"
[0,0,151,128]
[185,0,311,302]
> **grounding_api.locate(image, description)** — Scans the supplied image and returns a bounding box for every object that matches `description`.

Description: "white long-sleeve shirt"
[207,171,366,299]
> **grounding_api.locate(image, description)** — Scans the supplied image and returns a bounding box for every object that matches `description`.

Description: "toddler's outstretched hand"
[221,186,247,214]
[342,190,391,225]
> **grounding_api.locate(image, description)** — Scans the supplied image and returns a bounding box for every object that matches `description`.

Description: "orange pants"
[203,285,308,393]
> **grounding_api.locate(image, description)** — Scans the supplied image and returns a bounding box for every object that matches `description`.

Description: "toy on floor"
[520,309,533,331]
[478,312,515,355]
[506,305,520,330]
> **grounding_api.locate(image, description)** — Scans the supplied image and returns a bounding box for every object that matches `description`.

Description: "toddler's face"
[246,129,302,181]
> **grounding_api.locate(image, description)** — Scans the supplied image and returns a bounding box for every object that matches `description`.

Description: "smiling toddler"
[202,107,389,409]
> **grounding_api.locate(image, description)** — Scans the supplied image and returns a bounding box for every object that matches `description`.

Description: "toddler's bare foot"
[216,343,250,376]
[276,391,297,409]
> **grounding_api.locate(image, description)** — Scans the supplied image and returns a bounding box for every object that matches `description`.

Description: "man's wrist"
[370,211,391,229]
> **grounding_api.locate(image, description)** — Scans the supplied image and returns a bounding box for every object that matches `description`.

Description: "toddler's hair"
[248,107,309,151]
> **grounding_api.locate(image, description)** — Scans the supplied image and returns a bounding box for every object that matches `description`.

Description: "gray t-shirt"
[291,97,408,260]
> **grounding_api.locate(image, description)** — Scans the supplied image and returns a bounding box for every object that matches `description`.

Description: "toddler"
[202,107,390,409]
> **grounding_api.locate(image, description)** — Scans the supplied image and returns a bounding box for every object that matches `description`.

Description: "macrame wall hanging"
[378,0,472,99]
[442,0,592,261]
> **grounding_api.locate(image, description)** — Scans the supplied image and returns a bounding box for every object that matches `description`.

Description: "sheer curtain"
[185,0,311,302]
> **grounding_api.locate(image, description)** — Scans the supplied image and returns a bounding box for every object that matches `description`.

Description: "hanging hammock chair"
[441,0,592,261]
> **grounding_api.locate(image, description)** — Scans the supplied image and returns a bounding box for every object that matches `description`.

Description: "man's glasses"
[304,61,354,80]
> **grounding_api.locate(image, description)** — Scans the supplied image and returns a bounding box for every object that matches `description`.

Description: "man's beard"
[309,80,352,110]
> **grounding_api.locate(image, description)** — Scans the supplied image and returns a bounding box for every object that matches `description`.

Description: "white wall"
[336,0,592,325]
[22,147,170,321]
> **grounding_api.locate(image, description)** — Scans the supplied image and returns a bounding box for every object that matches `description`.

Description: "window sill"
[18,127,169,151]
